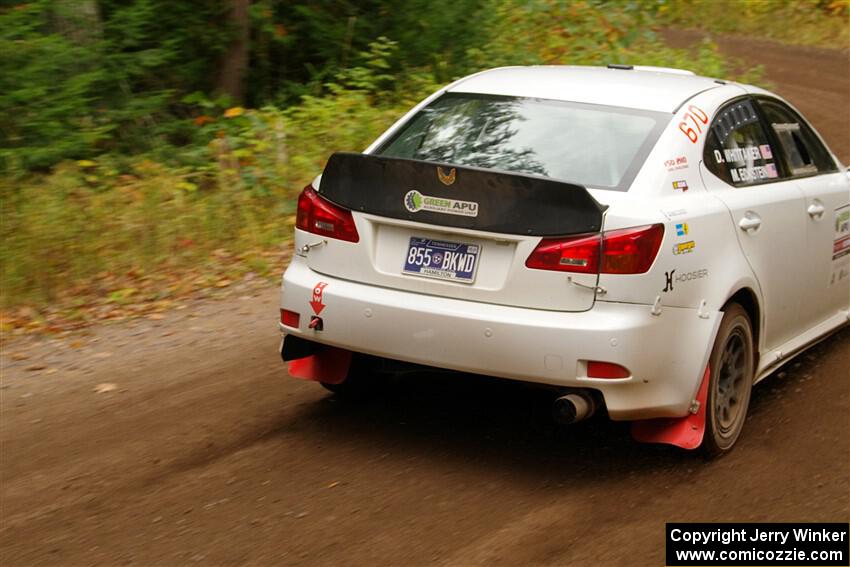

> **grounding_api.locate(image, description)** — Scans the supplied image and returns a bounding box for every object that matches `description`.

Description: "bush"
[0,38,418,310]
[468,0,763,82]
[0,1,230,172]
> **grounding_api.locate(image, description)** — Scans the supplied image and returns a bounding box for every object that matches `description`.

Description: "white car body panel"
[281,258,720,419]
[794,173,850,328]
[283,65,850,421]
[701,163,808,349]
[297,213,600,312]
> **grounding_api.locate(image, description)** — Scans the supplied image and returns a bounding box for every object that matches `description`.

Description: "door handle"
[738,214,762,232]
[807,202,825,220]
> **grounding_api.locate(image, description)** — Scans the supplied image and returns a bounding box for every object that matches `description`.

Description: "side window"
[756,98,837,176]
[703,98,780,187]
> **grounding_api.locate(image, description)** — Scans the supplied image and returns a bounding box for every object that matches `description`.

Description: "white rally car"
[279,65,850,456]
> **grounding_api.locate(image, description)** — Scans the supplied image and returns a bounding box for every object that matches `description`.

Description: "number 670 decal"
[678,105,709,144]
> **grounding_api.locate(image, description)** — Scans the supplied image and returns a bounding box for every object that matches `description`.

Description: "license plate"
[402,237,480,283]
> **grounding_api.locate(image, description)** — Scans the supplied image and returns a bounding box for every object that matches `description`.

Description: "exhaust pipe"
[552,392,597,425]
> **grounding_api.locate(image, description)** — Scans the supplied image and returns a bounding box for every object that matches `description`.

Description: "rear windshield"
[377,93,669,191]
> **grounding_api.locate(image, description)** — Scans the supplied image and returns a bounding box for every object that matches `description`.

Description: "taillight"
[525,233,600,274]
[525,224,663,275]
[296,185,359,243]
[600,224,664,274]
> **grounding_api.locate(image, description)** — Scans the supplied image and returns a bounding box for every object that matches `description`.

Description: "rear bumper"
[280,258,721,420]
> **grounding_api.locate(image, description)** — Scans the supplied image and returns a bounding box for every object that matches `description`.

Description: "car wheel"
[702,303,754,458]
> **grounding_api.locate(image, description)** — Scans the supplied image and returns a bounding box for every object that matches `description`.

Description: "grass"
[0,161,294,333]
[0,79,414,334]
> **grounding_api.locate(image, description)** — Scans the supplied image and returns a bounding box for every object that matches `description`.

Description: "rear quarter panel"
[597,86,762,315]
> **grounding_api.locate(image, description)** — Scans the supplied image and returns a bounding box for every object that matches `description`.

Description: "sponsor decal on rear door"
[830,205,850,285]
[673,241,695,255]
[672,180,689,192]
[713,143,780,181]
[664,156,689,171]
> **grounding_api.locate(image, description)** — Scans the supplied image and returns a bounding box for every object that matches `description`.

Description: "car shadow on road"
[277,326,848,482]
[286,370,692,481]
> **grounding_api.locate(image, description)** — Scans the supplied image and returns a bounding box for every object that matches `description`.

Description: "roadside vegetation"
[1,0,845,335]
[659,0,849,49]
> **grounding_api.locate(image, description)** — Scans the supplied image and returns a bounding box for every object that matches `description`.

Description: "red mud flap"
[631,365,710,450]
[287,346,352,385]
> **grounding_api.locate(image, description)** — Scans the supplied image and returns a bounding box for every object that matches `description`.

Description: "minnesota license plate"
[402,237,480,283]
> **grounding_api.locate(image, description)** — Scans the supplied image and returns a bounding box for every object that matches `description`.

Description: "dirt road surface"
[2,35,849,567]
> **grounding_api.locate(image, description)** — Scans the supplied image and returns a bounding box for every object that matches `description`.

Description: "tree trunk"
[51,0,102,44]
[217,0,251,104]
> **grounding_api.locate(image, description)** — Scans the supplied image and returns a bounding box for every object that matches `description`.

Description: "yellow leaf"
[224,107,244,118]
[193,115,215,126]
[77,160,97,168]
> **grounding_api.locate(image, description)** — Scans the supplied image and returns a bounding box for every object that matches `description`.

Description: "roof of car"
[447,66,726,113]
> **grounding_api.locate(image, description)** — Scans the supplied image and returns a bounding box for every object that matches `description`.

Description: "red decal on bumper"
[630,365,710,450]
[310,282,328,315]
[287,346,352,384]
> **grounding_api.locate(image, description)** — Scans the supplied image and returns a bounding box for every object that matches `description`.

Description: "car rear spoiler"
[317,152,605,237]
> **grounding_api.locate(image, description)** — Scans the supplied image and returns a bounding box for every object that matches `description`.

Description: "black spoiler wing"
[317,152,604,237]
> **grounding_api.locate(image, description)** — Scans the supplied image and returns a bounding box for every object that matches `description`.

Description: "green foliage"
[248,0,488,102]
[469,0,764,84]
[1,0,486,172]
[0,38,422,308]
[0,1,230,171]
[280,37,439,181]
[1,3,106,171]
[655,0,849,48]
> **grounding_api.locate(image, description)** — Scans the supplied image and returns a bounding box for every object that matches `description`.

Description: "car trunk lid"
[304,152,606,312]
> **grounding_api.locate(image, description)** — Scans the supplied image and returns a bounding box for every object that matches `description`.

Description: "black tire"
[320,354,386,397]
[702,303,755,458]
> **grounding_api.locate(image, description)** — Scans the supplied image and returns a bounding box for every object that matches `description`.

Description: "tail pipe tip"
[552,392,597,425]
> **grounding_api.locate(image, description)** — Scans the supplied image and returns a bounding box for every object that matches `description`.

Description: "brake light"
[525,224,663,275]
[600,224,664,274]
[296,185,359,243]
[525,233,600,274]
